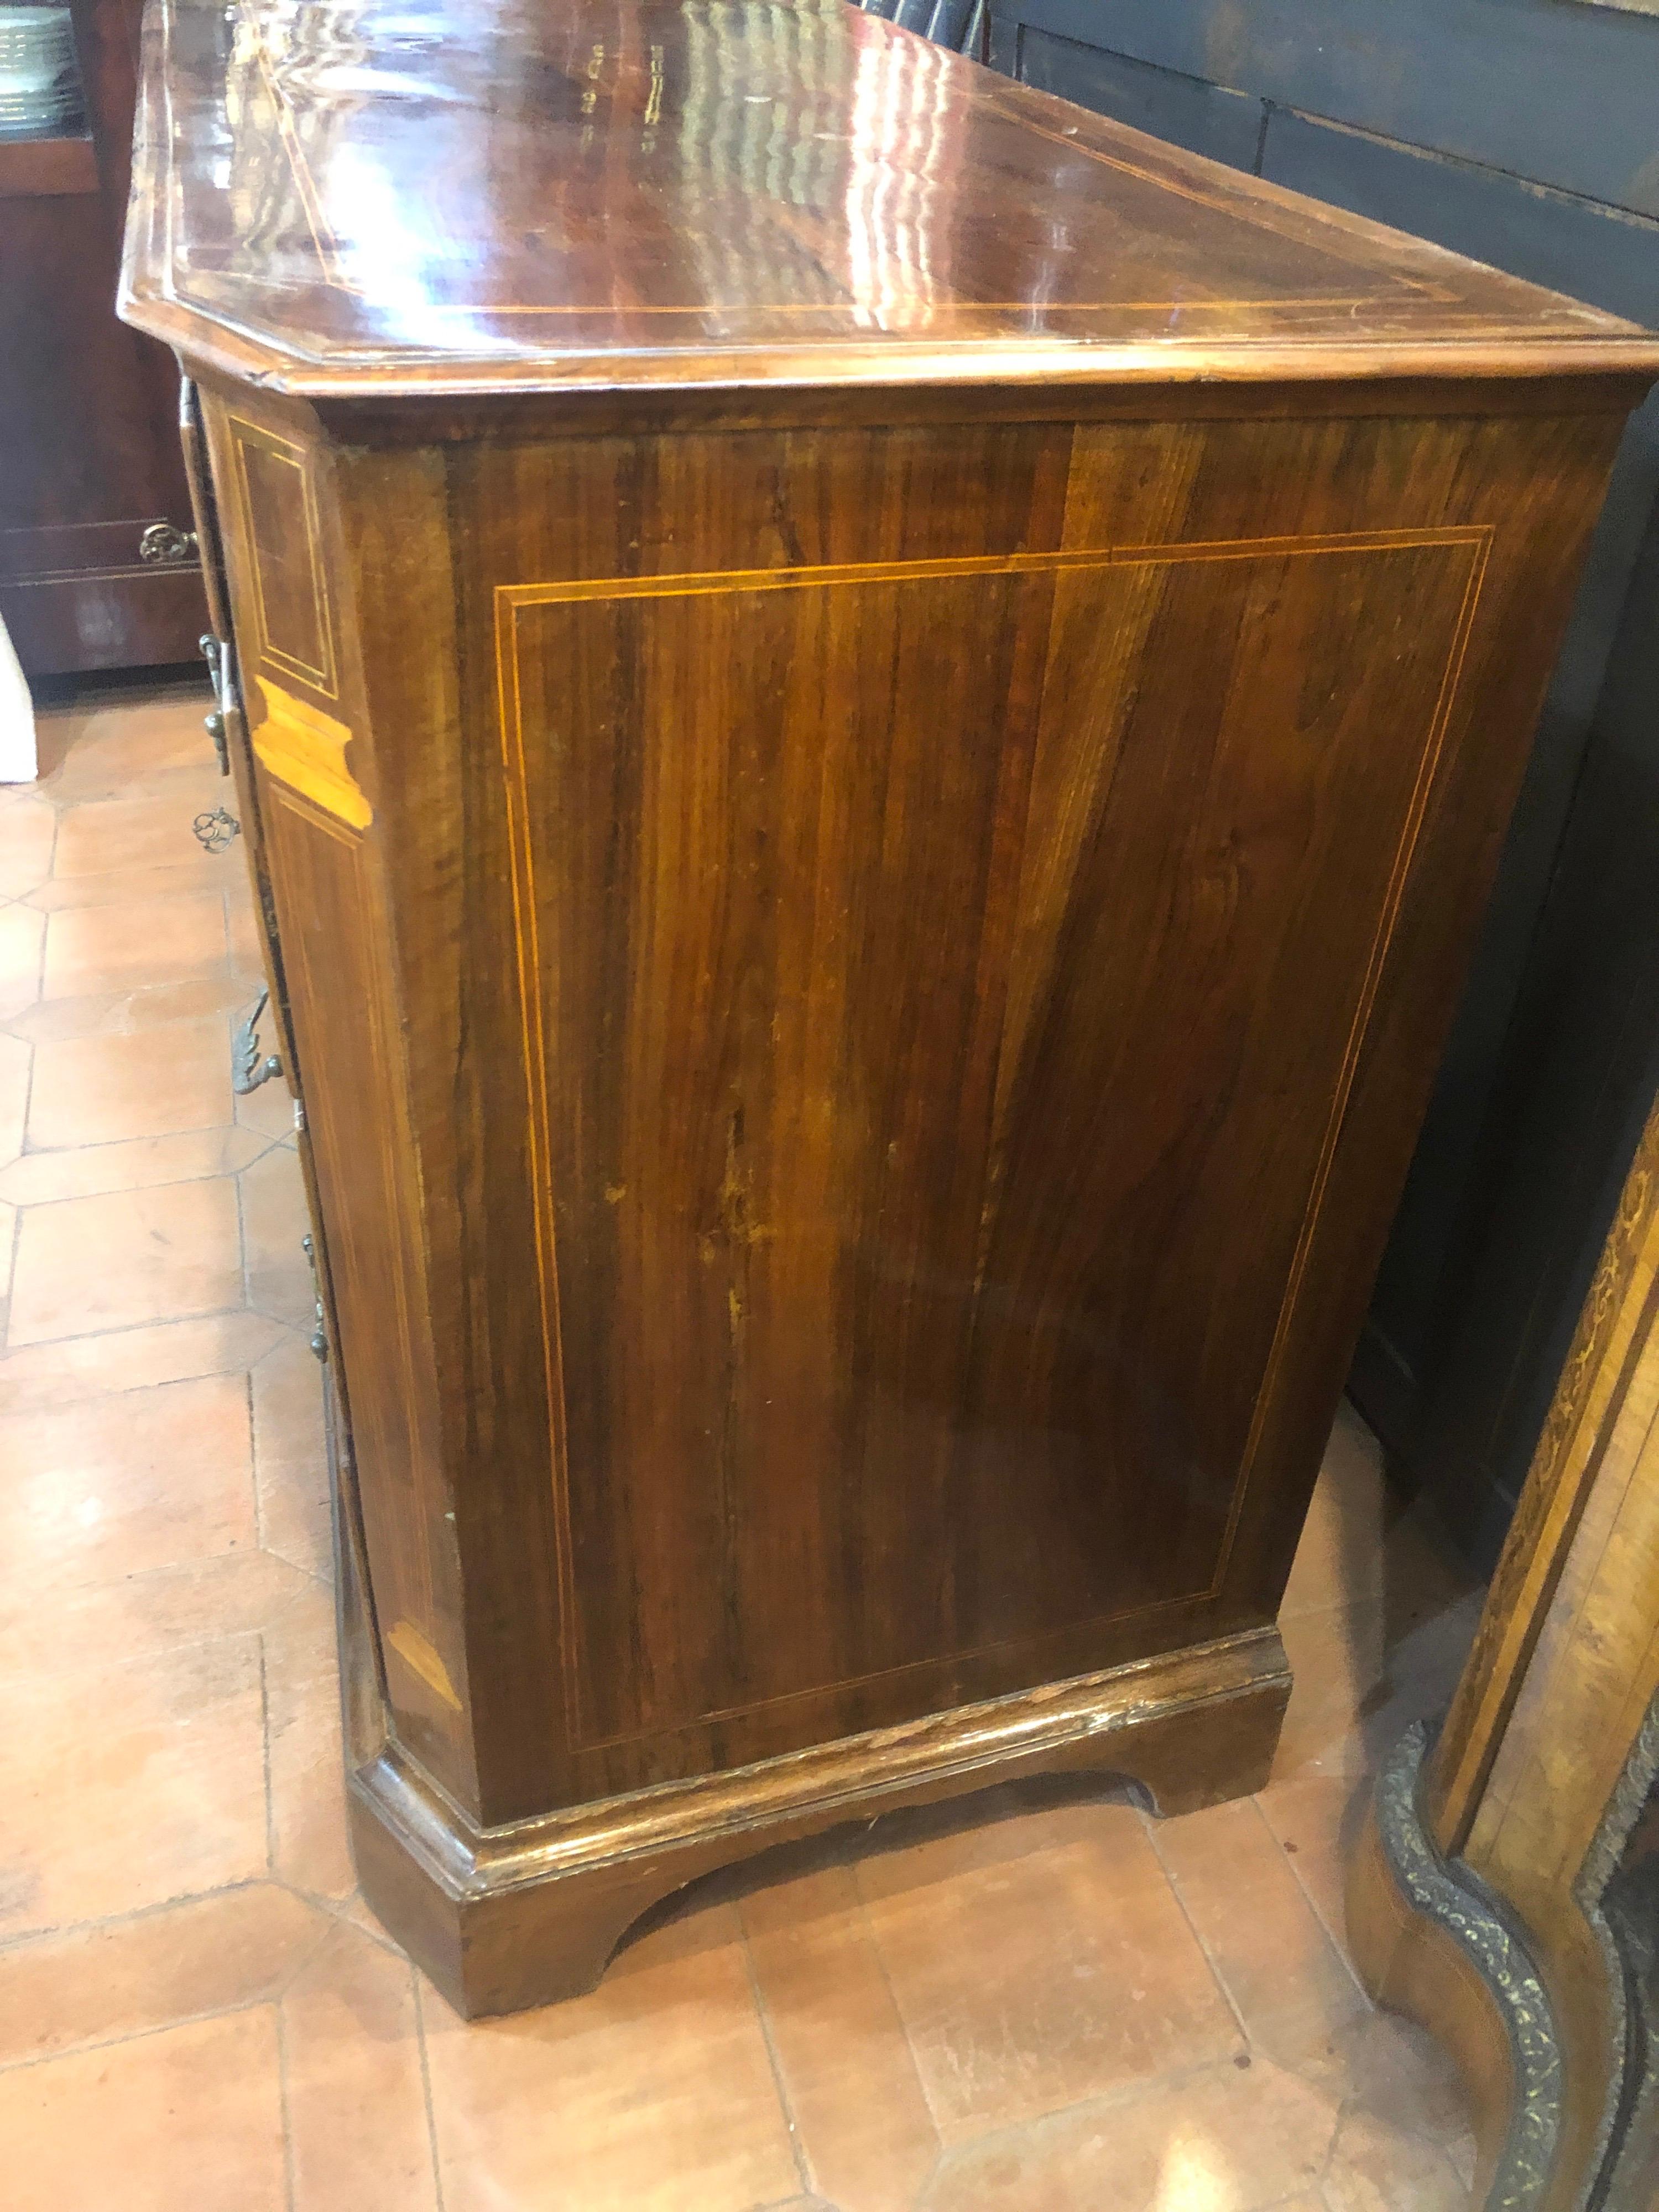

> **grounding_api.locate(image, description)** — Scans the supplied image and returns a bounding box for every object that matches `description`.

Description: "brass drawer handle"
[233,985,283,1094]
[192,806,239,853]
[199,634,232,777]
[139,521,199,564]
[302,1233,328,1361]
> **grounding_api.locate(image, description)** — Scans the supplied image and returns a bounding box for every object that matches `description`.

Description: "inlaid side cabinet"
[121,0,1659,2015]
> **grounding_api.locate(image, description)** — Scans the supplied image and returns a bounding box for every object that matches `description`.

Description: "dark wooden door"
[0,0,206,673]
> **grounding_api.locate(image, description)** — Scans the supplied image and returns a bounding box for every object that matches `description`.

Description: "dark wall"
[985,0,1659,1565]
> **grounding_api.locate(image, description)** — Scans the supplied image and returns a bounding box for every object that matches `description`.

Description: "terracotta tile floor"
[0,681,1486,2210]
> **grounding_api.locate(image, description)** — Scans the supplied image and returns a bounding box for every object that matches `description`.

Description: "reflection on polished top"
[121,0,1655,395]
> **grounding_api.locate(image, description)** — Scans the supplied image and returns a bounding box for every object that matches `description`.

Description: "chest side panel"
[484,418,1498,1771]
[309,404,1621,1812]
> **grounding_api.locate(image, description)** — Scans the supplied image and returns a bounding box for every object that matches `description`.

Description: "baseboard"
[350,1624,1292,2017]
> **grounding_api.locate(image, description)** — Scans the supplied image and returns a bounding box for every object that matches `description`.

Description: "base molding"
[1347,1724,1562,2210]
[351,1625,1291,2017]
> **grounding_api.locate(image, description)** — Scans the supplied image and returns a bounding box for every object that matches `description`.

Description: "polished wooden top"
[121,0,1659,397]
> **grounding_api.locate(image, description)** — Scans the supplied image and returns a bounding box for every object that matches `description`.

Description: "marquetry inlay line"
[495,594,581,1745]
[252,676,372,830]
[1215,525,1492,1599]
[497,526,1491,614]
[353,852,443,1640]
[244,16,346,292]
[419,296,1443,317]
[265,779,441,1648]
[573,1588,1228,1757]
[1008,111,1454,306]
[497,523,1494,1752]
[228,415,338,697]
[387,1619,463,1712]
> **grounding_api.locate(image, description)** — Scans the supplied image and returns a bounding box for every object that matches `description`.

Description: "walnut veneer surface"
[119,0,1659,2012]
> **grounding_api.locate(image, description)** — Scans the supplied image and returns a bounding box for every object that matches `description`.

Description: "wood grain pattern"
[495,526,1486,1758]
[119,0,1659,400]
[404,405,1622,1815]
[133,0,1659,2011]
[181,374,1644,1980]
[194,387,1641,1834]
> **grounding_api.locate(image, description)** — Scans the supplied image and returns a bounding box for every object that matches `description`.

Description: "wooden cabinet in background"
[121,0,1659,2016]
[1,0,206,674]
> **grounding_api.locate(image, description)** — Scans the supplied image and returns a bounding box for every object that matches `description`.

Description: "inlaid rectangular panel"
[499,523,1487,1757]
[231,419,337,696]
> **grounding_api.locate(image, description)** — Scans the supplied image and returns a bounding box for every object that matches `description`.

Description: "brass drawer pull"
[192,806,239,853]
[233,986,283,1094]
[199,634,232,777]
[302,1233,328,1361]
[139,521,199,564]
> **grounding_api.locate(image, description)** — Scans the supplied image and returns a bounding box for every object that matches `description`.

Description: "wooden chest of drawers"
[120,0,1659,2013]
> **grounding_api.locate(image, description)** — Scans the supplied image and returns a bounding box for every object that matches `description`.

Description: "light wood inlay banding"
[251,676,372,830]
